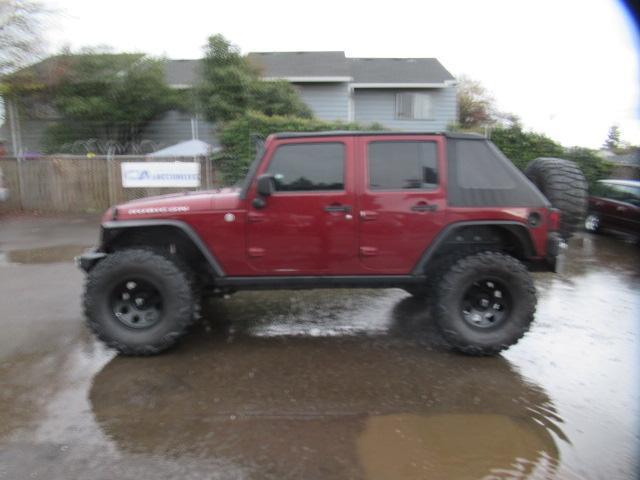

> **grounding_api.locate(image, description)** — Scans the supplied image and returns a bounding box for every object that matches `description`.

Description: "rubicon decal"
[127,206,191,215]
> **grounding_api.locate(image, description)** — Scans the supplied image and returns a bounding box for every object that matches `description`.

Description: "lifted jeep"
[78,132,587,356]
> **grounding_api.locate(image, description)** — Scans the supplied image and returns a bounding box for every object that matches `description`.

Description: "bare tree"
[0,0,48,75]
[602,125,620,151]
[456,75,498,129]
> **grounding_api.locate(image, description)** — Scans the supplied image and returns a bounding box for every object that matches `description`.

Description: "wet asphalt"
[0,215,638,480]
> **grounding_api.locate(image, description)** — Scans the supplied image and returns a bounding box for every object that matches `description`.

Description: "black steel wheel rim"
[110,278,163,329]
[461,278,511,328]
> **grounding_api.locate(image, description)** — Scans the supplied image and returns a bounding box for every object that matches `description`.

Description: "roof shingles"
[13,52,455,87]
[349,57,454,84]
[246,51,350,78]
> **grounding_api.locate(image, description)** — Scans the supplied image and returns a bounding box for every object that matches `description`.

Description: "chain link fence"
[0,155,218,213]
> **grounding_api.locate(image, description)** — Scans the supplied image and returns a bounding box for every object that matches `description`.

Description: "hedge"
[215,111,384,184]
[215,114,611,189]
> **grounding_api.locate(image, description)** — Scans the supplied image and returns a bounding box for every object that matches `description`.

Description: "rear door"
[356,136,447,273]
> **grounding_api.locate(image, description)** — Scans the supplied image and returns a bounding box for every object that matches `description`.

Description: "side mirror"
[257,174,276,197]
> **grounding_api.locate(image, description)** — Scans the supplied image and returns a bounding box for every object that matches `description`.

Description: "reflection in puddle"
[0,245,89,264]
[358,413,559,480]
[202,289,433,341]
[84,331,570,479]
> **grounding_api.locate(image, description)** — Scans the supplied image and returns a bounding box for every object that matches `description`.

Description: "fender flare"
[101,220,226,276]
[411,220,538,275]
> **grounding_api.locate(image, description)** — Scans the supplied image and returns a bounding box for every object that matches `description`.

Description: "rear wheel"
[432,251,536,355]
[403,286,429,299]
[83,248,200,355]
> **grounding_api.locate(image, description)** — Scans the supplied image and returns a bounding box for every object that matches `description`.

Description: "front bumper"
[75,249,107,272]
[546,233,567,274]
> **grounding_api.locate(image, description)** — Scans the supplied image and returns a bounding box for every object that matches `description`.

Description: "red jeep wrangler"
[78,132,587,356]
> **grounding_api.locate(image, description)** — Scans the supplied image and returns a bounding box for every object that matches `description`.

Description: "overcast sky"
[43,0,639,149]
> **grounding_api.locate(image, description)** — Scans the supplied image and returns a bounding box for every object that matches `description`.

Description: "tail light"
[548,208,561,231]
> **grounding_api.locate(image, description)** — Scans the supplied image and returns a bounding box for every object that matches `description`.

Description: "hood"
[105,188,242,221]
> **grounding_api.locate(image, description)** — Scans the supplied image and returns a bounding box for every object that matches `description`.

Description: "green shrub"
[215,111,384,184]
[562,147,613,189]
[489,125,564,171]
[489,125,612,189]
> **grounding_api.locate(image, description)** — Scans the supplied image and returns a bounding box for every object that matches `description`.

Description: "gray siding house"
[1,52,456,156]
[247,51,457,130]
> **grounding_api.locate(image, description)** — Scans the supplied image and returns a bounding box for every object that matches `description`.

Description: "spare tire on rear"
[525,157,588,240]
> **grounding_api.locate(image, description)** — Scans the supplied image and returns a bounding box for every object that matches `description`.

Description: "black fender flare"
[411,221,538,275]
[99,220,226,276]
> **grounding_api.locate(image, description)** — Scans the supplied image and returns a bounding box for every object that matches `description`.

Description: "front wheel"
[83,248,200,355]
[432,251,536,356]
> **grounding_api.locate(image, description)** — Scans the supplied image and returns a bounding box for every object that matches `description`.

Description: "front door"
[247,137,359,274]
[356,136,447,274]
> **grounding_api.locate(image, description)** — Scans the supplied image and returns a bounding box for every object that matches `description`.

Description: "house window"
[396,93,432,120]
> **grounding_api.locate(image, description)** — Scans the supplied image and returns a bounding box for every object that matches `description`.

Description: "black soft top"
[268,131,548,208]
[272,131,485,140]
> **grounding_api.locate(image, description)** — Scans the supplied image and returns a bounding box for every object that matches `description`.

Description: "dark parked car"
[585,179,640,237]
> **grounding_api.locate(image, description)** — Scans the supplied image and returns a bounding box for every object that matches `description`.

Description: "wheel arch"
[99,220,225,277]
[411,221,538,275]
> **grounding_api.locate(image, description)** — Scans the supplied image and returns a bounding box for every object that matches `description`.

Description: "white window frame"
[395,93,432,120]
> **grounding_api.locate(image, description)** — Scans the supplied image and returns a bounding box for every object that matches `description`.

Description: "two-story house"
[247,51,457,129]
[1,52,456,156]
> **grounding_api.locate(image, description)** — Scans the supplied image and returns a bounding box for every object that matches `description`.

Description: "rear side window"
[368,141,438,190]
[267,143,345,192]
[447,139,549,207]
[455,140,516,189]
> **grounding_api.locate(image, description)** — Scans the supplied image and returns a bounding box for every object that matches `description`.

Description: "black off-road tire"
[406,247,493,301]
[403,286,429,299]
[525,157,588,240]
[432,251,536,356]
[83,248,200,355]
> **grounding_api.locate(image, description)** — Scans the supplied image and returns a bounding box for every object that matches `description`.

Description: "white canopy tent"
[143,139,221,189]
[147,139,220,158]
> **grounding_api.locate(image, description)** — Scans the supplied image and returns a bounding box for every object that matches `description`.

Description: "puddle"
[0,245,89,265]
[357,413,562,480]
[0,230,638,479]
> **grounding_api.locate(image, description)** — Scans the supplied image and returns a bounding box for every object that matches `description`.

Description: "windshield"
[239,141,266,198]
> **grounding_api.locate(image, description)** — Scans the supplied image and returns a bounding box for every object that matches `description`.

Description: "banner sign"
[121,162,200,188]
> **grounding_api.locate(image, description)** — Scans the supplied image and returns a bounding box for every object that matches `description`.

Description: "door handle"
[616,206,626,212]
[247,212,265,223]
[411,202,438,212]
[325,204,352,213]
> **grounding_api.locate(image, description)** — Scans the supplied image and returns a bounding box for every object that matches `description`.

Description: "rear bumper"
[75,249,107,272]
